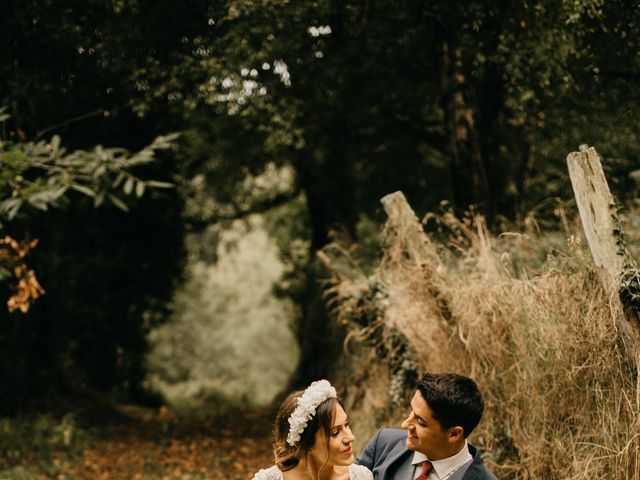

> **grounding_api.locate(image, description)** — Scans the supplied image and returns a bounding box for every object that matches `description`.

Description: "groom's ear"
[447,426,464,442]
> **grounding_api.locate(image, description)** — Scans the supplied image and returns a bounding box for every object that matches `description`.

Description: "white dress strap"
[252,465,283,480]
[252,463,373,480]
[349,463,374,480]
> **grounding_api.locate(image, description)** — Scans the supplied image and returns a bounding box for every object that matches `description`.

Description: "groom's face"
[401,390,452,460]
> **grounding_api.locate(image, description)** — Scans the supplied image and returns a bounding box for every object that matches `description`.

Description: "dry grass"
[321,195,640,479]
[456,271,639,478]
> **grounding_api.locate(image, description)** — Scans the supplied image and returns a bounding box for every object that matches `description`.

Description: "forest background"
[1,0,640,479]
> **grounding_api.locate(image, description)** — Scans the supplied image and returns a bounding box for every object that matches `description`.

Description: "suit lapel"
[391,454,414,480]
[377,443,413,480]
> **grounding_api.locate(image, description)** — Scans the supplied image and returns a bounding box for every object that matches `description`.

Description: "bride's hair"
[273,389,342,471]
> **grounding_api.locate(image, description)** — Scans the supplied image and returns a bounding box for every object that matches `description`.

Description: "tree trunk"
[288,114,357,388]
[439,38,490,215]
[296,117,358,251]
[515,123,536,224]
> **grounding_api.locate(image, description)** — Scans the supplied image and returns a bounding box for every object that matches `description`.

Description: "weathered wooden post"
[567,146,640,348]
[379,191,440,269]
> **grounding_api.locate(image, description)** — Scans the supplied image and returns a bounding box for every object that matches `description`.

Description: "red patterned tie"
[417,460,433,480]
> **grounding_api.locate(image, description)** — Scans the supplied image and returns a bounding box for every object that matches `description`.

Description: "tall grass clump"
[322,193,640,479]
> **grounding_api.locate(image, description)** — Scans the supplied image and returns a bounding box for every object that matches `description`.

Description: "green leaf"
[135,181,146,197]
[123,177,135,195]
[94,192,105,207]
[70,184,96,197]
[0,106,9,123]
[93,164,107,178]
[50,186,68,200]
[123,177,134,195]
[50,135,61,152]
[112,172,126,188]
[26,188,66,209]
[27,197,49,211]
[126,154,155,166]
[0,266,12,281]
[108,194,129,212]
[145,180,174,189]
[1,198,23,219]
[149,132,180,150]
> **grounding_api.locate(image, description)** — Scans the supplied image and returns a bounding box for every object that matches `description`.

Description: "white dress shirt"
[411,441,473,480]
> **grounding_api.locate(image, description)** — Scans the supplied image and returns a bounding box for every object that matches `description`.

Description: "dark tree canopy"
[1,0,640,406]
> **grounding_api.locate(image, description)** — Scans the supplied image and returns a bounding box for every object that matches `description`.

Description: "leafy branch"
[0,106,179,312]
[0,131,178,220]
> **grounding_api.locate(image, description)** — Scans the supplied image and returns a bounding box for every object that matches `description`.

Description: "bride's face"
[309,404,355,467]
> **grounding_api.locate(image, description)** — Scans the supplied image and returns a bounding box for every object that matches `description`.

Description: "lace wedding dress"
[252,463,373,480]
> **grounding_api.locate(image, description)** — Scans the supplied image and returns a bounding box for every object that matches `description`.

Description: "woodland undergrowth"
[320,194,640,480]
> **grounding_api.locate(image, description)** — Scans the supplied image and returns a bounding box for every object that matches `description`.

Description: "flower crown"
[286,379,337,446]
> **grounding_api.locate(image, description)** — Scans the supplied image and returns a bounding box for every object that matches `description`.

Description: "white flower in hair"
[286,379,337,446]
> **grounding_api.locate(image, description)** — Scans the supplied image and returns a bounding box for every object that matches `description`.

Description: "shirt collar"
[411,441,473,479]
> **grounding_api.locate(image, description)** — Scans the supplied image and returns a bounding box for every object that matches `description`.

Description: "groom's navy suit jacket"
[356,429,497,480]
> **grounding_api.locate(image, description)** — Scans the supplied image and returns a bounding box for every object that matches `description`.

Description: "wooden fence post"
[567,146,640,346]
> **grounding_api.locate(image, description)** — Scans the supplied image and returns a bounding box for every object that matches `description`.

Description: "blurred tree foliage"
[145,0,640,383]
[0,118,176,310]
[0,1,186,412]
[2,0,640,405]
[123,0,640,229]
[0,126,184,412]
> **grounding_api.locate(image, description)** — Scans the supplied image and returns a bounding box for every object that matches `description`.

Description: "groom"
[356,372,497,480]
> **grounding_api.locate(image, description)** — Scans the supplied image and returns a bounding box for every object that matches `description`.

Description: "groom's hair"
[417,372,484,437]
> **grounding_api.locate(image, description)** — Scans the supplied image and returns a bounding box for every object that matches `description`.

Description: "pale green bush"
[145,215,299,410]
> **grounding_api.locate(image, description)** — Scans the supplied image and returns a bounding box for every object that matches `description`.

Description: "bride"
[252,380,373,480]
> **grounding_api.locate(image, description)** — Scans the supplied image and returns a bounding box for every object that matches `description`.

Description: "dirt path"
[42,406,275,480]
